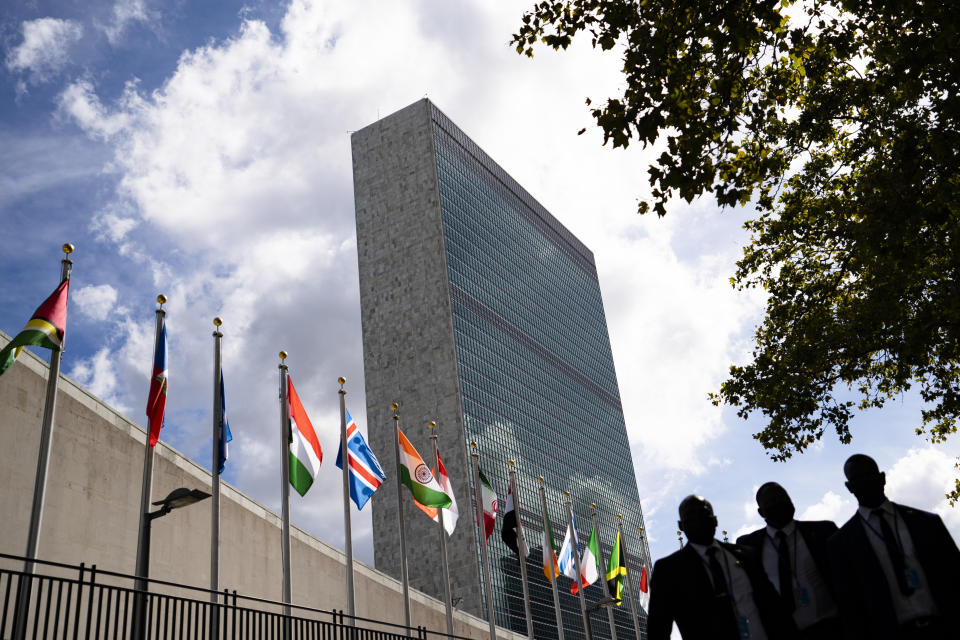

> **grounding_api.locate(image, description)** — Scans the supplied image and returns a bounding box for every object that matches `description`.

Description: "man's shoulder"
[797,519,840,535]
[735,528,766,548]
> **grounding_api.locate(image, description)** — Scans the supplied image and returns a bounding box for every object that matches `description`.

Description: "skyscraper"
[352,99,650,640]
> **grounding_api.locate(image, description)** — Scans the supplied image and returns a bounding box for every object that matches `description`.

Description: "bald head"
[843,454,886,508]
[756,482,795,529]
[678,495,717,545]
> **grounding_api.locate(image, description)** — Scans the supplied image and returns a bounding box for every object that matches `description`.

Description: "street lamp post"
[132,488,211,640]
[584,596,620,640]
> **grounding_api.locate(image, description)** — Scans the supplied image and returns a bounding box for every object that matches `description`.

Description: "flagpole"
[564,493,591,640]
[23,243,73,571]
[210,318,223,637]
[279,351,292,617]
[429,422,455,637]
[469,443,497,640]
[338,376,356,623]
[616,516,641,640]
[537,479,564,640]
[507,461,534,640]
[392,403,412,636]
[590,505,617,640]
[14,245,74,640]
[135,294,166,584]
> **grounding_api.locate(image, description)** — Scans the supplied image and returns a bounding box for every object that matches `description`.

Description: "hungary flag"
[287,377,322,496]
[0,278,70,377]
[606,530,626,604]
[398,428,451,508]
[477,467,498,544]
[572,524,600,595]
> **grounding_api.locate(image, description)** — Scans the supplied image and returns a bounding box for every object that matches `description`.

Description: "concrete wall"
[0,330,522,640]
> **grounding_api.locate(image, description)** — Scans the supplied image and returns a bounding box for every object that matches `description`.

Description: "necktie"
[872,508,914,596]
[705,547,729,598]
[776,531,795,611]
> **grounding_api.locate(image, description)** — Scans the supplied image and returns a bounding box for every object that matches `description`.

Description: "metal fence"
[0,553,465,640]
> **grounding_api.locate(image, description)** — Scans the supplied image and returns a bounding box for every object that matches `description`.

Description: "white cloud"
[69,347,122,407]
[5,18,83,84]
[99,0,155,45]
[74,284,119,321]
[886,447,960,540]
[799,490,855,523]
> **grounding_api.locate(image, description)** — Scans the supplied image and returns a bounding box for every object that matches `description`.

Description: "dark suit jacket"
[826,504,960,640]
[646,541,796,640]
[736,520,839,595]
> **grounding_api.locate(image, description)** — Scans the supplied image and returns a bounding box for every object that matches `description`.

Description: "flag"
[606,531,626,604]
[0,278,70,377]
[638,565,650,613]
[216,371,232,474]
[501,476,528,556]
[414,451,459,535]
[477,467,498,543]
[287,377,322,496]
[558,513,581,582]
[146,323,168,446]
[571,525,601,594]
[398,429,451,508]
[336,410,386,510]
[542,510,560,580]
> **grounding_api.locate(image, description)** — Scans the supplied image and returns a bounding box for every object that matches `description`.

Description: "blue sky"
[3,0,958,584]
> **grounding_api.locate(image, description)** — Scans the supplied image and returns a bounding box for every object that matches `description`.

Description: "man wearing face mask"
[646,495,796,640]
[736,483,841,639]
[827,454,960,639]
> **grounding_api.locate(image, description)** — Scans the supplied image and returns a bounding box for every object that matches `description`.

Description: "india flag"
[398,429,451,508]
[287,377,322,496]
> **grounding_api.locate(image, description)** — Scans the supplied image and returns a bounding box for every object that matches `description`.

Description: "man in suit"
[646,495,795,640]
[736,483,841,639]
[827,454,960,639]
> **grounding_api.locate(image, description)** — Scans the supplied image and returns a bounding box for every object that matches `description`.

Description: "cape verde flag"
[146,324,168,446]
[336,410,386,510]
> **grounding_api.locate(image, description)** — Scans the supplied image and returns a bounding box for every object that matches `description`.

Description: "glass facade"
[429,105,651,640]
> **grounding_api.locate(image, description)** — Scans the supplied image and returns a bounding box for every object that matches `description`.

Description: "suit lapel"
[681,544,716,598]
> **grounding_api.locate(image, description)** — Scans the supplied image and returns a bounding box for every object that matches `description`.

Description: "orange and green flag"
[0,279,70,377]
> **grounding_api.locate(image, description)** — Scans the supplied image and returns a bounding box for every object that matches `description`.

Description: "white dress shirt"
[761,521,838,630]
[857,501,938,624]
[690,540,768,640]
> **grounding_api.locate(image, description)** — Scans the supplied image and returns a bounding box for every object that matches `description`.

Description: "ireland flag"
[287,377,322,496]
[397,428,451,508]
[0,278,69,377]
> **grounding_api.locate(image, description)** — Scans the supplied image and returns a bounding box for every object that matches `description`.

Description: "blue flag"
[217,371,233,474]
[335,410,386,510]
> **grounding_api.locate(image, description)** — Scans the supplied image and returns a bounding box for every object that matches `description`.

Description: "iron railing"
[0,552,471,640]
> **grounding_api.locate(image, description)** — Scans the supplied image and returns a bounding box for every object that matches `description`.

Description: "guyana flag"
[0,279,70,377]
[606,530,627,604]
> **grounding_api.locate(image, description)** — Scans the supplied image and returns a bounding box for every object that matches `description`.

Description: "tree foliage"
[513,1,960,497]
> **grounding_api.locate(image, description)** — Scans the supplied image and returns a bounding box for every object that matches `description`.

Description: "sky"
[3,0,959,586]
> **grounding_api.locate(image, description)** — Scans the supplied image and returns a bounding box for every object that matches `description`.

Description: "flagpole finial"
[638,526,644,535]
[470,441,477,450]
[338,376,346,386]
[62,243,74,255]
[563,491,570,498]
[617,513,623,521]
[428,421,436,429]
[391,402,399,412]
[279,350,287,361]
[157,294,167,306]
[507,459,514,467]
[213,317,222,327]
[537,476,544,483]
[590,503,596,510]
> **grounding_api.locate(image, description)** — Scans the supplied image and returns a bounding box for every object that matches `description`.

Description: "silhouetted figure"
[737,483,841,640]
[646,495,796,640]
[827,454,960,639]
